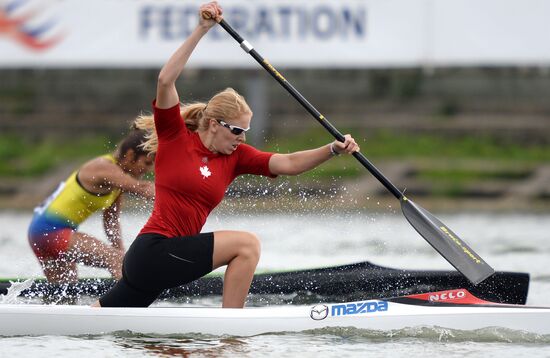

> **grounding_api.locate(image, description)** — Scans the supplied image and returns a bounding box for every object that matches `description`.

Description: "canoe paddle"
[212,17,495,285]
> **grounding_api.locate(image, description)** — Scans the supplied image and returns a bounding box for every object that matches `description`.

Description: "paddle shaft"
[216,18,495,285]
[218,20,402,200]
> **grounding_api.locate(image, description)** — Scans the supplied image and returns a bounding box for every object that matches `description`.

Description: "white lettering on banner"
[2,0,550,68]
[139,5,366,42]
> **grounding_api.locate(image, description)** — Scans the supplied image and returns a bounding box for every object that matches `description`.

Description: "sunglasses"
[216,119,250,135]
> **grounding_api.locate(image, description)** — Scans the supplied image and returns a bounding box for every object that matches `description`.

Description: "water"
[1,209,550,356]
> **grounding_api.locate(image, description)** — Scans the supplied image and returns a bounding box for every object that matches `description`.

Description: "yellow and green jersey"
[33,154,121,228]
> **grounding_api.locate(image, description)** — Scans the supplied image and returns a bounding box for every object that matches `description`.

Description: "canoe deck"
[0,261,530,305]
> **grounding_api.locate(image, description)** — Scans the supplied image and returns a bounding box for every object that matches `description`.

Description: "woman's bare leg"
[42,258,78,283]
[41,258,78,303]
[66,232,124,279]
[212,231,261,308]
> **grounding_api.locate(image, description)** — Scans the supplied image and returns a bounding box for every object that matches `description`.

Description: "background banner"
[1,0,549,68]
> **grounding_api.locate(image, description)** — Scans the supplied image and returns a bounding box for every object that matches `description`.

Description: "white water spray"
[0,279,34,304]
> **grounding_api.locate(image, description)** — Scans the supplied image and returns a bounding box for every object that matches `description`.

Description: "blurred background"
[3,5,550,356]
[1,0,550,213]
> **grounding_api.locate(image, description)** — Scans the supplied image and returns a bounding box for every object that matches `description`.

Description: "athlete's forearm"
[270,145,333,176]
[286,144,334,175]
[156,26,209,108]
[104,222,123,250]
[110,237,124,251]
[129,180,155,200]
[103,201,124,250]
[104,221,122,247]
[270,134,360,175]
[158,25,208,87]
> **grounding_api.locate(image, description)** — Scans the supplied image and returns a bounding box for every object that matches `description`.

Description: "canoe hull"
[1,301,549,337]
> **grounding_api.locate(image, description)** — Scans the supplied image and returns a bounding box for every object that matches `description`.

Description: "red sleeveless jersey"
[140,102,275,238]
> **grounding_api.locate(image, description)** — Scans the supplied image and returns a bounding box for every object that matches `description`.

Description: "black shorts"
[99,232,214,307]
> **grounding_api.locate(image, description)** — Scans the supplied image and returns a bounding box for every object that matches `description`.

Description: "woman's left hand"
[332,134,360,155]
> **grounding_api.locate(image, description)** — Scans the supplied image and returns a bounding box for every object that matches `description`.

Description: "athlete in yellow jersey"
[28,130,155,283]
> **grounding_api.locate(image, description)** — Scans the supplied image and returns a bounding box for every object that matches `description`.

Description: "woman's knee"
[238,232,261,261]
[213,231,261,267]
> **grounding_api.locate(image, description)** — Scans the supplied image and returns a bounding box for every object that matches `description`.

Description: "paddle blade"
[400,197,495,285]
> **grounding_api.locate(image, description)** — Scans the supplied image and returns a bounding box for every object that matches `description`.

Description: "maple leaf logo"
[199,165,211,178]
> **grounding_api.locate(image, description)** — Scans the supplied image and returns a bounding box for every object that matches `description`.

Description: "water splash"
[0,278,34,304]
[301,326,550,343]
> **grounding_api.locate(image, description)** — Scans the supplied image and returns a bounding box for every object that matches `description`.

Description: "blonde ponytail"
[133,113,159,154]
[134,88,251,153]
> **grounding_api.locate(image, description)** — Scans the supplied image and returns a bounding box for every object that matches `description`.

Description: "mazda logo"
[310,304,329,320]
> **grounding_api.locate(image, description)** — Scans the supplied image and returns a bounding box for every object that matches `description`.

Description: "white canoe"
[1,289,549,336]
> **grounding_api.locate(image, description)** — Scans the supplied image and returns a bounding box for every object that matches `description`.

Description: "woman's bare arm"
[156,2,222,109]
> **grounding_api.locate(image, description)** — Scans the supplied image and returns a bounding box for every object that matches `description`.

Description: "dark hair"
[117,129,148,160]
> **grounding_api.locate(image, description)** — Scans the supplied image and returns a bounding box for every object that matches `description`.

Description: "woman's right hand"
[199,1,223,30]
[137,180,155,200]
